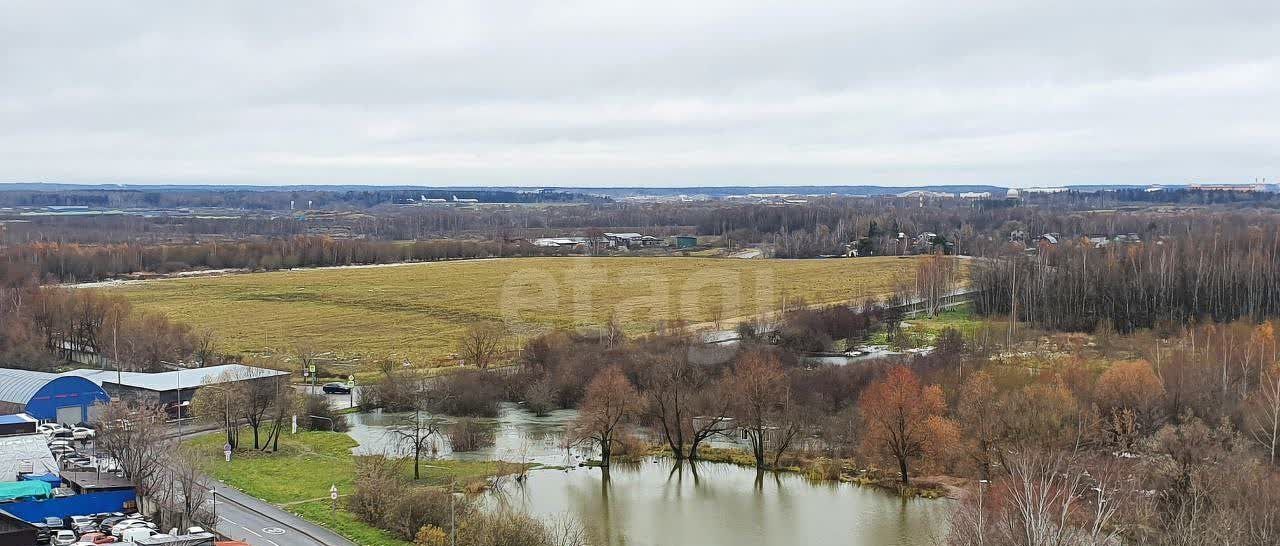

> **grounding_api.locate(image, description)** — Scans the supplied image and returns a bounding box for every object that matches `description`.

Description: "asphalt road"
[292,384,362,410]
[211,480,354,546]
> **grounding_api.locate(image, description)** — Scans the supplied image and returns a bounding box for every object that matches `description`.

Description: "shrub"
[453,511,590,546]
[302,394,348,432]
[349,456,475,541]
[362,373,420,412]
[415,525,448,546]
[524,377,557,416]
[609,432,648,461]
[429,371,504,417]
[386,487,470,540]
[804,457,843,481]
[447,418,495,452]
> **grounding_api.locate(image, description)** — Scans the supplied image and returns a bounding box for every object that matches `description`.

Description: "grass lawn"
[290,501,410,546]
[106,256,928,368]
[188,430,360,503]
[187,429,501,501]
[186,430,505,546]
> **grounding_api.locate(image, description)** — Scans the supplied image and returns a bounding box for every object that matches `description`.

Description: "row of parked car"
[34,511,210,545]
[36,423,122,475]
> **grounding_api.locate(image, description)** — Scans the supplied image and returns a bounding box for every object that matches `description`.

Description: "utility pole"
[176,368,182,438]
[449,478,457,546]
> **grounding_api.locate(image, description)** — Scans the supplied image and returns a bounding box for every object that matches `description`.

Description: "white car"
[68,515,96,534]
[38,423,69,436]
[71,426,95,440]
[120,528,163,543]
[51,530,78,545]
[110,519,156,537]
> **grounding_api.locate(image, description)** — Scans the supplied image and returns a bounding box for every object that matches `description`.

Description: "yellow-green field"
[106,256,925,367]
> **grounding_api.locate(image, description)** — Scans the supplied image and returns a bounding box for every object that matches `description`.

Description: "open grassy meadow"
[106,256,926,367]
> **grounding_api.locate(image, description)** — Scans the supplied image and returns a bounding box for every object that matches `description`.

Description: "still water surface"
[348,404,950,546]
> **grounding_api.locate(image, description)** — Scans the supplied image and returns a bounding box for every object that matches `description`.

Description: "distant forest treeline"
[0,237,576,283]
[0,188,602,210]
[5,188,1280,285]
[973,220,1280,333]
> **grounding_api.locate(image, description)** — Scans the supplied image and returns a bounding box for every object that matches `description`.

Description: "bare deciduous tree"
[570,366,644,468]
[727,350,790,469]
[1249,364,1280,465]
[458,321,506,369]
[93,400,171,515]
[390,405,442,480]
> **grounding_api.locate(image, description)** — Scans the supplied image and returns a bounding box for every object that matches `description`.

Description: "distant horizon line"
[0,181,1252,191]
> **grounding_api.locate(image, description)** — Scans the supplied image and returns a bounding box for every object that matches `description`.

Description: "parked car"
[44,426,74,439]
[119,527,160,543]
[110,520,155,537]
[322,382,352,394]
[51,530,78,545]
[64,456,94,469]
[66,516,97,534]
[98,517,126,533]
[75,532,116,544]
[43,517,67,529]
[38,423,67,435]
[71,426,96,440]
[50,445,76,457]
[32,522,50,544]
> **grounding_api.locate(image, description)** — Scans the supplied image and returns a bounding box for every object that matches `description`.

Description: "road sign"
[330,484,339,510]
[223,443,232,462]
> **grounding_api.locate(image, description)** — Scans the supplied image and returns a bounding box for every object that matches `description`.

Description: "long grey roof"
[0,433,56,481]
[61,364,289,392]
[0,369,58,405]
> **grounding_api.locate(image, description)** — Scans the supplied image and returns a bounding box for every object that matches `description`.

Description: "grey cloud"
[1,0,1278,187]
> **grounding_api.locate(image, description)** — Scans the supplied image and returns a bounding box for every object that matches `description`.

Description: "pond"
[347,403,951,546]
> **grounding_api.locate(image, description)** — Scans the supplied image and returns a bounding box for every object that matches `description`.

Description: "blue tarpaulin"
[0,481,51,502]
[19,473,61,486]
[2,490,136,522]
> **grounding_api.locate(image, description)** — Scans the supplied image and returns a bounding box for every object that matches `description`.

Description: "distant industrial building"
[0,370,111,424]
[604,232,661,249]
[673,235,698,249]
[1189,183,1268,192]
[62,364,289,420]
[532,237,588,248]
[959,191,992,199]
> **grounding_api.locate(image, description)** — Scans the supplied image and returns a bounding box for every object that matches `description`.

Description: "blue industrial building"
[0,369,111,424]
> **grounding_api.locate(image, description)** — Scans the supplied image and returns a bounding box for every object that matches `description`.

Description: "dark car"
[322,382,351,394]
[98,517,127,533]
[32,522,50,544]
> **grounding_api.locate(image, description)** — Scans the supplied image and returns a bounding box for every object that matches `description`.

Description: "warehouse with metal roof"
[0,369,110,424]
[61,364,289,420]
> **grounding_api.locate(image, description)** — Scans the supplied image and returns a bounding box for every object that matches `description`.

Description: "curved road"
[211,479,354,546]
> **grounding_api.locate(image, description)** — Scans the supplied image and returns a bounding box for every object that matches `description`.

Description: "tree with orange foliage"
[957,371,1002,480]
[571,366,644,468]
[1094,360,1165,430]
[859,365,955,485]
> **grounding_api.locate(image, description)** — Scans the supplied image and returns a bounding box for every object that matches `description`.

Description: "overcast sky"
[2,1,1277,187]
